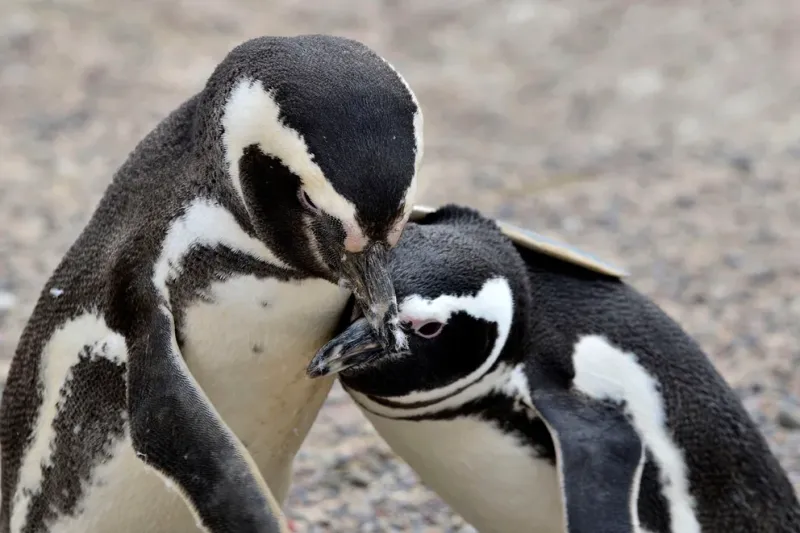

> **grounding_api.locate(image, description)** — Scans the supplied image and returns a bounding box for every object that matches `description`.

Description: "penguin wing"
[410,204,628,279]
[525,382,644,533]
[127,305,290,533]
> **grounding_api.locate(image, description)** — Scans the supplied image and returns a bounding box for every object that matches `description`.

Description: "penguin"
[0,34,423,533]
[308,204,800,533]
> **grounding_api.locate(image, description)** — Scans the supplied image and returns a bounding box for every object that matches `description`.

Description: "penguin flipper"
[127,306,290,533]
[529,385,643,533]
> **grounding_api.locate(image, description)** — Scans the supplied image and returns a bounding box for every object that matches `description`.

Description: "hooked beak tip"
[307,317,386,379]
[338,243,403,351]
[306,344,342,378]
[306,363,331,379]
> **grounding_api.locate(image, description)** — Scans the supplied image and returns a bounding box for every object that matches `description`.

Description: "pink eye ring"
[299,189,319,213]
[412,320,444,339]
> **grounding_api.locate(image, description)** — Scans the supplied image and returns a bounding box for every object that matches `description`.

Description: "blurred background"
[1,0,799,531]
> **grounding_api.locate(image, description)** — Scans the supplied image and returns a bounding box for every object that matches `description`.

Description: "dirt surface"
[1,0,799,531]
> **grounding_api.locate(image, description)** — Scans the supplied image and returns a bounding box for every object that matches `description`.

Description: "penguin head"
[307,205,531,398]
[201,34,423,350]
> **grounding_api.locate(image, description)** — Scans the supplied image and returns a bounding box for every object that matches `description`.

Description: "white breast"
[152,198,352,502]
[10,200,352,533]
[181,273,350,501]
[13,276,348,533]
[358,408,565,533]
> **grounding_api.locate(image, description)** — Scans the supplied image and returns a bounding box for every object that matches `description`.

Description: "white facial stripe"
[571,335,701,533]
[398,66,422,231]
[152,198,289,301]
[379,277,514,404]
[378,56,424,171]
[387,208,411,248]
[12,312,128,532]
[221,78,365,240]
[412,111,424,172]
[376,55,424,236]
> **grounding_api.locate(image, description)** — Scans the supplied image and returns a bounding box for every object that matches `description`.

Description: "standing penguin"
[0,34,423,533]
[309,204,800,533]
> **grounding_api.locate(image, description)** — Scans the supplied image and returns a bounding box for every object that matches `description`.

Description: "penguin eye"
[299,189,319,213]
[413,321,444,339]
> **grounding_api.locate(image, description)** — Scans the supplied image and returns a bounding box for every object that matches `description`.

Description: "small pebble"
[777,400,800,430]
[729,154,754,175]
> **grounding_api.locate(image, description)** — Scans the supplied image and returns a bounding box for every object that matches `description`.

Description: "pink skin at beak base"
[344,231,368,253]
[343,213,409,252]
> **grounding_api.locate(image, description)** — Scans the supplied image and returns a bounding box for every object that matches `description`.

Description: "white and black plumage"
[0,34,423,533]
[309,204,800,533]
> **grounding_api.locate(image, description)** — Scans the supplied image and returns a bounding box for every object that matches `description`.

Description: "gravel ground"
[2,0,800,531]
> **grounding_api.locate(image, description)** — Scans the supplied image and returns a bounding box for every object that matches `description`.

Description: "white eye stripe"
[221,78,363,224]
[389,277,514,403]
[399,278,512,326]
[222,77,419,248]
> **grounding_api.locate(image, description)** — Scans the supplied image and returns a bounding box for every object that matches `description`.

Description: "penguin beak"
[306,317,384,378]
[337,243,403,352]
